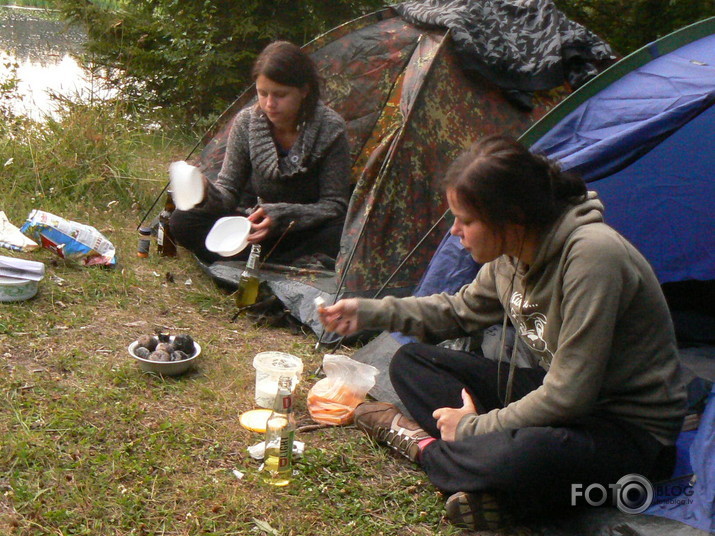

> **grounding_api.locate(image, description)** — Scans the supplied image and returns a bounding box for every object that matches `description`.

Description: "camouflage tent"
[194,8,595,336]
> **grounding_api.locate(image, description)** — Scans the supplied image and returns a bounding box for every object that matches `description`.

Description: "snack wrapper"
[0,211,39,252]
[20,209,117,266]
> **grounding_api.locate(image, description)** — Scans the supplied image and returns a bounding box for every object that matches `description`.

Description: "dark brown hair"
[252,41,321,123]
[443,135,587,232]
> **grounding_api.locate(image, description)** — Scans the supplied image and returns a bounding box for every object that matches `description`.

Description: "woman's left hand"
[433,389,478,442]
[247,206,273,243]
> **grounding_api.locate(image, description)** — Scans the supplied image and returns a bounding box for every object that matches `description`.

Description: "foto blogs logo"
[572,474,695,514]
[571,474,654,514]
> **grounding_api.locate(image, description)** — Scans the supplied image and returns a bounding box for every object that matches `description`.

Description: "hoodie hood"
[528,191,604,275]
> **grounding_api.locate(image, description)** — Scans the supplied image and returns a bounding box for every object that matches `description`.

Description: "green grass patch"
[0,93,459,535]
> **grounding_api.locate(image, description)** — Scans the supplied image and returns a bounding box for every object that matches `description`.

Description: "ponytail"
[533,153,586,205]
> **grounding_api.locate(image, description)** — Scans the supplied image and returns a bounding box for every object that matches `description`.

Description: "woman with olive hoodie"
[318,135,686,531]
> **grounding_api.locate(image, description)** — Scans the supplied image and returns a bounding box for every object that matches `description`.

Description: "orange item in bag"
[307,354,379,425]
[308,387,366,425]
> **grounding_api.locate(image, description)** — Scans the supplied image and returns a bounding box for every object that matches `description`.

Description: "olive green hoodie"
[357,192,687,445]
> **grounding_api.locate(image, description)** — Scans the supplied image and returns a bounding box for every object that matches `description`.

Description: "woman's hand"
[317,298,360,335]
[247,206,272,243]
[433,389,478,442]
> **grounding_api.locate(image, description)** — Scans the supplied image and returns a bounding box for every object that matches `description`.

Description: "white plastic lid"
[253,351,303,374]
[169,161,205,211]
[205,216,251,257]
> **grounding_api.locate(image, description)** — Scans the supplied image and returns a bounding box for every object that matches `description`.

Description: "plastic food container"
[253,351,303,408]
[0,276,39,302]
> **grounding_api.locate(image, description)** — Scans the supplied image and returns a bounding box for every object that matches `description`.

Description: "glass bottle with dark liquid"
[157,190,177,257]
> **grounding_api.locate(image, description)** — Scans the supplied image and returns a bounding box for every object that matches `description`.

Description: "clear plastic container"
[253,352,303,408]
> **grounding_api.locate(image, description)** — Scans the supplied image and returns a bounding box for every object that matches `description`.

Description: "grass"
[0,98,467,535]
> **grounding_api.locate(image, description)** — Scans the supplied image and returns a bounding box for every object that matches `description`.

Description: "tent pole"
[371,209,449,300]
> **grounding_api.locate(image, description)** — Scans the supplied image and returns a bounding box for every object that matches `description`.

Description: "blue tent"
[403,17,715,308]
[523,23,715,529]
[354,17,715,535]
[523,19,715,286]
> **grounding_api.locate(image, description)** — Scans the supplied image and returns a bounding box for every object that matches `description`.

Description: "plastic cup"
[204,216,251,256]
[253,352,303,408]
[169,161,205,210]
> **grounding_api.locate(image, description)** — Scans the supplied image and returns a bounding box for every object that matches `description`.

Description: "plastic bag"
[20,209,116,266]
[308,354,379,425]
[0,211,39,252]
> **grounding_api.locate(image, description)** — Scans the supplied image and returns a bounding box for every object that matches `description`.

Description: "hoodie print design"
[510,291,553,365]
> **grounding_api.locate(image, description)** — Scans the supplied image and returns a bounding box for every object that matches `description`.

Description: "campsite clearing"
[0,207,461,535]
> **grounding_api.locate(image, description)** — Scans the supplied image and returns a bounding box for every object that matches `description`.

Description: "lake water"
[0,6,105,120]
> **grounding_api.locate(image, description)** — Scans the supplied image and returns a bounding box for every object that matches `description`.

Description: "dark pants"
[170,208,343,265]
[390,343,675,517]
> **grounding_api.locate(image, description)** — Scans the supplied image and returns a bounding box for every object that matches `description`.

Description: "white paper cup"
[169,161,205,210]
[205,216,251,257]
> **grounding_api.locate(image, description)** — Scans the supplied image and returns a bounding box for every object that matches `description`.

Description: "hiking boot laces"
[354,402,430,462]
[376,424,423,462]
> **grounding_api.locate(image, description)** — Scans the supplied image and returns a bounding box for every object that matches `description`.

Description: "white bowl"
[169,161,205,210]
[205,216,251,257]
[128,336,201,376]
[0,276,39,302]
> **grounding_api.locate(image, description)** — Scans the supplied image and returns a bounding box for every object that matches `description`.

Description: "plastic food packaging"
[0,211,39,252]
[307,354,379,425]
[20,210,116,266]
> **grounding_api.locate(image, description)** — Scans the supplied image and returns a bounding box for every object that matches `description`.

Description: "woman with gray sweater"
[171,41,351,265]
[318,135,686,531]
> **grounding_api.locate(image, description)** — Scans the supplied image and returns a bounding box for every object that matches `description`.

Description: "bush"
[555,0,715,55]
[55,0,386,125]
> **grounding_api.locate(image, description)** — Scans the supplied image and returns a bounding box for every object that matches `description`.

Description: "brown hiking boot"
[353,402,431,462]
[445,491,514,532]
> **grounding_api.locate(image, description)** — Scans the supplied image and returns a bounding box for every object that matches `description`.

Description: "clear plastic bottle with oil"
[262,375,295,486]
[235,244,261,307]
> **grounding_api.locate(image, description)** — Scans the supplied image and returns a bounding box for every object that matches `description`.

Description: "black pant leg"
[268,219,344,264]
[171,209,343,266]
[170,208,232,263]
[389,342,545,437]
[421,416,672,519]
[388,342,673,520]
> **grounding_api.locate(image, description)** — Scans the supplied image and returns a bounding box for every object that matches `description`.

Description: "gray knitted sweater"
[202,102,351,235]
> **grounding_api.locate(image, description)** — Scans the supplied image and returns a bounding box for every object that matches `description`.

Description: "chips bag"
[20,209,116,266]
